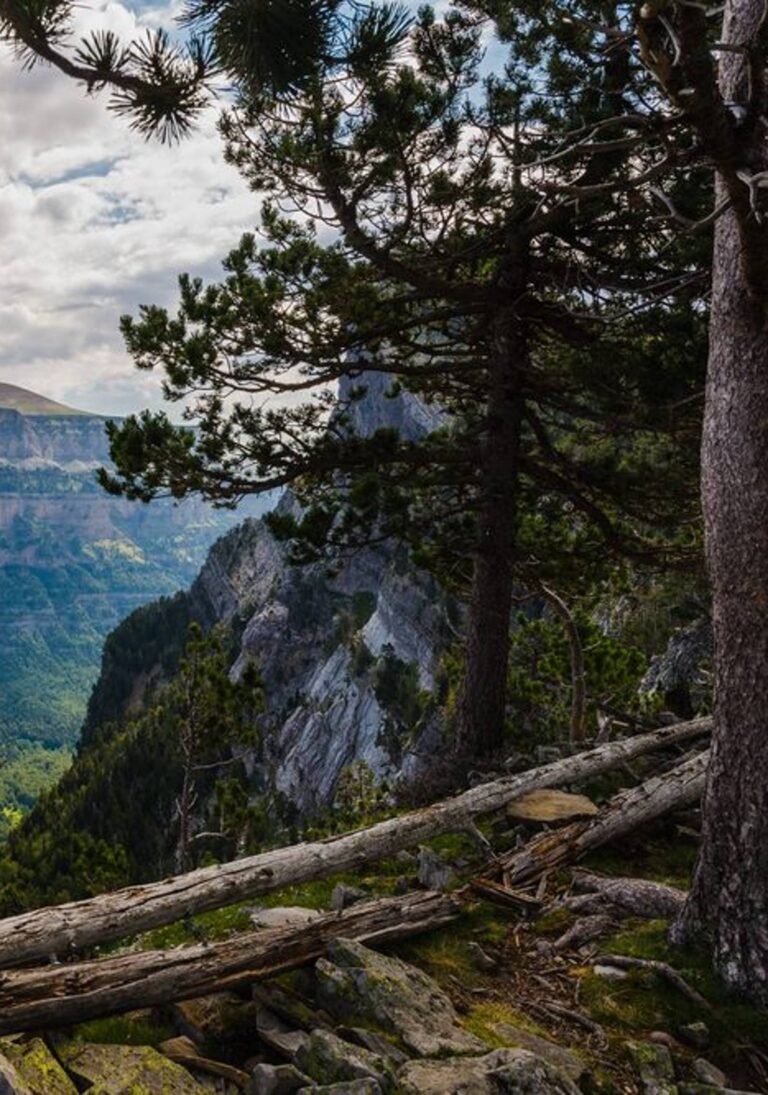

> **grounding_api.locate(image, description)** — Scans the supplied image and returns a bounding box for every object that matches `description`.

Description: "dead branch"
[0,891,461,1035]
[484,748,708,889]
[0,718,710,968]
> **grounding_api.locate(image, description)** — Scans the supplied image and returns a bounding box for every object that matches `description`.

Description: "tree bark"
[0,892,462,1035]
[455,307,526,757]
[0,718,708,968]
[672,190,768,1002]
[488,748,708,887]
[669,0,768,1004]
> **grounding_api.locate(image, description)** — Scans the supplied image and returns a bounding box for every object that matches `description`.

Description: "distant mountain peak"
[0,382,90,416]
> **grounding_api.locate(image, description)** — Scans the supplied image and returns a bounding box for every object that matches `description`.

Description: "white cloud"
[0,0,261,416]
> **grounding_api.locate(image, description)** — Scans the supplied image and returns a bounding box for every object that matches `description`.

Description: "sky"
[0,0,261,417]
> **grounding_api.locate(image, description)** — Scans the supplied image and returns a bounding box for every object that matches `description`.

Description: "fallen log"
[485,748,708,888]
[565,872,686,919]
[0,717,709,968]
[0,891,461,1035]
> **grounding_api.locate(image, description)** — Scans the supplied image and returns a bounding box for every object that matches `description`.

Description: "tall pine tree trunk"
[672,187,768,1000]
[455,310,526,757]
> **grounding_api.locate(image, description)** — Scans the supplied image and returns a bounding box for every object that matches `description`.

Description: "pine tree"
[99,2,706,758]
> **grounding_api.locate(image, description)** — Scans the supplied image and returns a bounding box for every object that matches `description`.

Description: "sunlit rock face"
[81,372,452,817]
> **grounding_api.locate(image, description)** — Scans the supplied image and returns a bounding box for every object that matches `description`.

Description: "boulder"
[0,1038,76,1095]
[691,1058,728,1087]
[247,1062,312,1094]
[626,1041,677,1095]
[56,1043,208,1094]
[0,1053,34,1095]
[255,1004,310,1058]
[397,1048,582,1094]
[331,885,367,912]
[294,1030,396,1092]
[250,907,324,930]
[315,938,486,1057]
[489,1022,586,1082]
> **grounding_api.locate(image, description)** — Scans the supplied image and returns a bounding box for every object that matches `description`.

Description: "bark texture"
[672,1,768,1003]
[0,718,708,967]
[456,308,526,756]
[0,892,461,1034]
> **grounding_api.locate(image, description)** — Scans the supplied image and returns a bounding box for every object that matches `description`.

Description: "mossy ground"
[94,816,766,1094]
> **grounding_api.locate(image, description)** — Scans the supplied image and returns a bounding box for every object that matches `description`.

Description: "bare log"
[0,718,709,968]
[488,748,708,888]
[0,891,461,1035]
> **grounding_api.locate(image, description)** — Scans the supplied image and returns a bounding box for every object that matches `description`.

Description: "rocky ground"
[0,808,765,1095]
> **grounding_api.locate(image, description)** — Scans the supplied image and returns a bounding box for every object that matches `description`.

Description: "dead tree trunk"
[0,718,709,968]
[0,892,462,1035]
[487,748,708,887]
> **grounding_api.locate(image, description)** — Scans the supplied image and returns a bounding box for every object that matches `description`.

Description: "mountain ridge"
[0,382,91,417]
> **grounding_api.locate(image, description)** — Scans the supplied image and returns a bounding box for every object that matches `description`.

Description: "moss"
[0,1036,77,1095]
[462,1000,550,1047]
[395,904,508,986]
[139,903,252,949]
[578,919,768,1066]
[534,906,575,935]
[579,825,698,888]
[73,1016,174,1047]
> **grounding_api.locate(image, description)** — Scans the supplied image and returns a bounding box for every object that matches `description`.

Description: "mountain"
[0,377,454,895]
[0,382,89,416]
[0,384,269,765]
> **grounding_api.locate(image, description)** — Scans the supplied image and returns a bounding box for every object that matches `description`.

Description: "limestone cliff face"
[82,374,451,817]
[182,511,448,815]
[0,407,111,465]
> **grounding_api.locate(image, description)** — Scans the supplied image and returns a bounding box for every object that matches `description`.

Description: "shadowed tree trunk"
[672,181,768,1001]
[669,0,768,999]
[456,305,526,756]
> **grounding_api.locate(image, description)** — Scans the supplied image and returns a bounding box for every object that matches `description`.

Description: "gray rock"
[626,1041,677,1095]
[331,885,367,912]
[250,907,324,930]
[0,1053,34,1095]
[417,846,455,891]
[247,1063,312,1094]
[315,938,486,1058]
[0,1038,76,1094]
[679,1022,711,1050]
[691,1059,728,1087]
[335,1029,409,1067]
[397,1048,582,1094]
[467,941,498,972]
[294,1030,395,1092]
[56,1043,208,1094]
[489,1023,586,1082]
[255,1005,310,1058]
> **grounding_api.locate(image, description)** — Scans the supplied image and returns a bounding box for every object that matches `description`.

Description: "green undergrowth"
[71,1014,174,1047]
[578,919,768,1066]
[580,827,698,888]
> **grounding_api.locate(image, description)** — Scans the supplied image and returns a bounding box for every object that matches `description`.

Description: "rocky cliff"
[75,373,452,826]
